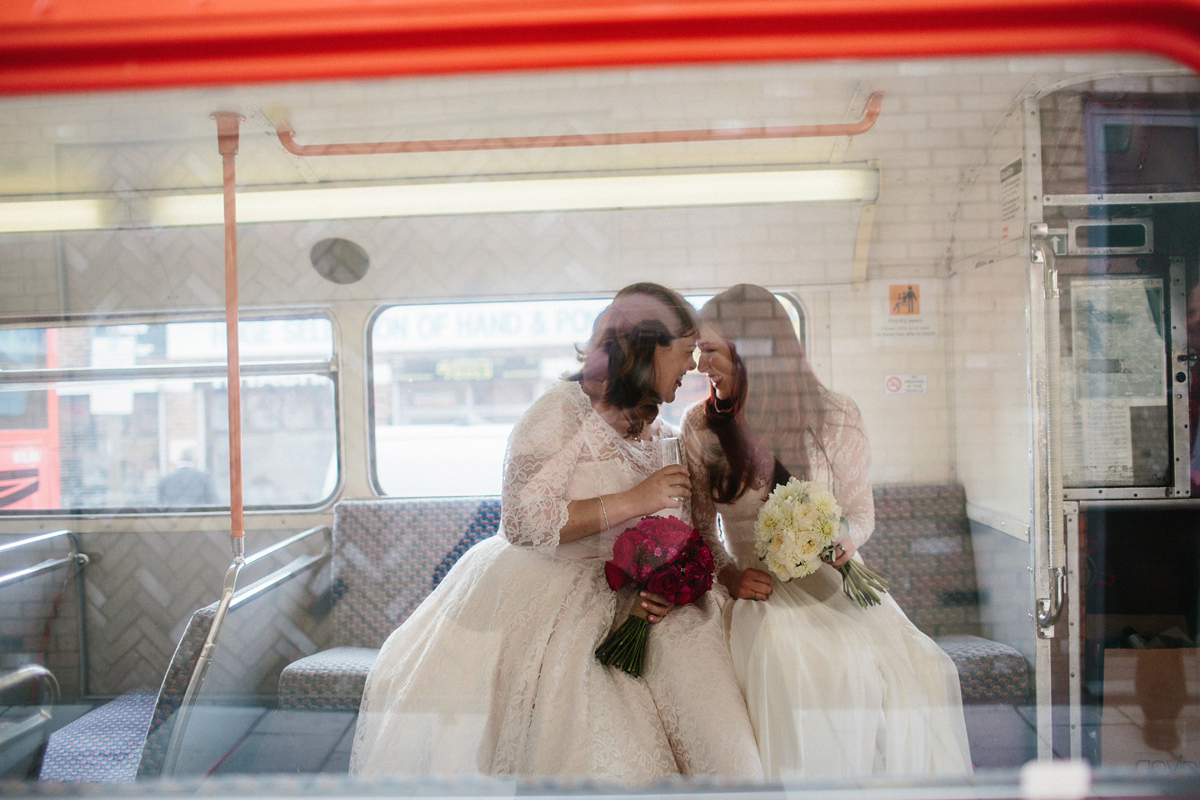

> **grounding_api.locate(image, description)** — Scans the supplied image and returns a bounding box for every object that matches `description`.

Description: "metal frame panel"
[1025,95,1057,758]
[1045,192,1200,205]
[1063,258,1191,500]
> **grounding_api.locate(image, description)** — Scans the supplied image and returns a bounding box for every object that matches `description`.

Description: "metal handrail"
[243,525,327,567]
[0,556,85,590]
[1031,234,1067,636]
[0,664,59,696]
[0,529,72,557]
[231,551,330,610]
[0,358,334,386]
[0,531,90,696]
[0,665,61,750]
[161,524,331,777]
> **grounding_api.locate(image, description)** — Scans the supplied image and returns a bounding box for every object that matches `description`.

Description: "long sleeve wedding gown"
[350,380,762,782]
[681,393,972,779]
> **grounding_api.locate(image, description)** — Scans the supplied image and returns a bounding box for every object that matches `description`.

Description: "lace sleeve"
[822,393,875,549]
[500,383,587,551]
[680,404,732,572]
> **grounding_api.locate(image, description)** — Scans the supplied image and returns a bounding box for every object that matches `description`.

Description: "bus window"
[0,316,337,512]
[369,294,804,497]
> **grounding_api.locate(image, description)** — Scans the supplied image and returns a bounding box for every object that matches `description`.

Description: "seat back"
[330,497,502,649]
[326,489,980,647]
[867,484,983,638]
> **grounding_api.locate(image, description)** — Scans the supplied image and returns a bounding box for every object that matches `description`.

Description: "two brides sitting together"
[350,282,972,782]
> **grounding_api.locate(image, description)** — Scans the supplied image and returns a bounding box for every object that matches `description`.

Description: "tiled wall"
[0,56,1188,489]
[1,520,331,700]
[1,54,1196,701]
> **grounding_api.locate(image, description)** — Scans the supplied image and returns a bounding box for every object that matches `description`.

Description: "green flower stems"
[595,603,651,677]
[836,559,890,607]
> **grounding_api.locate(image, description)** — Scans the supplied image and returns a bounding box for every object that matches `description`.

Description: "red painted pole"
[275,92,883,156]
[213,111,245,547]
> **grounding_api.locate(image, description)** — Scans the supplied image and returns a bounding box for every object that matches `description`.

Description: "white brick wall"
[0,52,1192,490]
[15,53,1200,694]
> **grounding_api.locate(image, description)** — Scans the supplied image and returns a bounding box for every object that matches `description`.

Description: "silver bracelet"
[598,495,611,530]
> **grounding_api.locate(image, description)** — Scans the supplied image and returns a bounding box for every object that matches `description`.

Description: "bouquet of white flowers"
[754,476,889,607]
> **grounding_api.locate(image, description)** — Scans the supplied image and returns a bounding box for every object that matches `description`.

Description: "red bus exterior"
[2,0,1200,95]
[0,330,60,510]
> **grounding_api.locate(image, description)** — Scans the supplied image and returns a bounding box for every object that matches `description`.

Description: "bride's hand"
[823,537,856,567]
[629,464,691,513]
[720,565,773,601]
[639,591,675,623]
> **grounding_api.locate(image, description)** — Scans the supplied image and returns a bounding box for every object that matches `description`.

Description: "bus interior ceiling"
[1,51,1199,781]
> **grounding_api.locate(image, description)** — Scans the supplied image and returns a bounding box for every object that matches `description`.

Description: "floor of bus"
[173,707,357,776]
[14,692,1200,780]
[1,704,92,780]
[167,704,1046,777]
[9,702,1039,780]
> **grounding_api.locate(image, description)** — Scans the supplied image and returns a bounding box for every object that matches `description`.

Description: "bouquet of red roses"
[594,515,715,677]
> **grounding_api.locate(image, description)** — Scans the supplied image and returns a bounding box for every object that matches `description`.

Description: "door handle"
[1036,565,1067,632]
[1031,224,1065,639]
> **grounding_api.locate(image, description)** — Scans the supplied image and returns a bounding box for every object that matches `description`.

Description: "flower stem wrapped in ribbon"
[595,515,715,677]
[754,477,889,607]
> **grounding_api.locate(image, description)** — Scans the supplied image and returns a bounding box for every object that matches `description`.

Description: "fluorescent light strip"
[159,169,879,226]
[0,169,879,233]
[0,198,105,233]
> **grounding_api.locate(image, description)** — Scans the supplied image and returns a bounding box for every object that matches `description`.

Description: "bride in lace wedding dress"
[680,284,972,780]
[350,283,762,783]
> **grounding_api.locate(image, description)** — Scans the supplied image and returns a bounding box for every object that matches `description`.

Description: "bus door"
[1029,83,1200,766]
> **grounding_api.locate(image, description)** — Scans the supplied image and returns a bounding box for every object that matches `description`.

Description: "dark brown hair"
[572,282,698,439]
[700,284,828,503]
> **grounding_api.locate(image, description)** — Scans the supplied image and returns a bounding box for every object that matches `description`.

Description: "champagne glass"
[656,436,684,513]
[658,436,682,467]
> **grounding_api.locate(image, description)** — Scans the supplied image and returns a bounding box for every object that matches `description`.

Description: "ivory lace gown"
[681,395,972,779]
[350,380,762,782]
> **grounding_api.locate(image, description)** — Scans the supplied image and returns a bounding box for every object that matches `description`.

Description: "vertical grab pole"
[1032,233,1067,635]
[215,110,246,553]
[161,111,246,777]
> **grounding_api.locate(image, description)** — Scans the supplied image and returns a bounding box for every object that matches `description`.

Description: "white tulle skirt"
[350,534,762,783]
[726,561,973,779]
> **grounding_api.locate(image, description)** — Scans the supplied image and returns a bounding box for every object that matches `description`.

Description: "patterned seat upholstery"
[936,635,1031,704]
[866,484,1030,705]
[39,687,157,782]
[135,604,219,777]
[277,486,1029,713]
[277,497,501,712]
[277,647,378,711]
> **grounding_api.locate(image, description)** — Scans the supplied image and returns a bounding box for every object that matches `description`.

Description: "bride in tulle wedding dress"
[680,284,972,780]
[350,283,762,783]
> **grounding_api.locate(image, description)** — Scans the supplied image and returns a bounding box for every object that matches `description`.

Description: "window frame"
[365,291,809,500]
[0,308,341,516]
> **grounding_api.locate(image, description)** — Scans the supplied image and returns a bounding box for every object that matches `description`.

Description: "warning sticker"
[999,158,1023,241]
[884,374,928,395]
[888,284,920,315]
[871,279,938,346]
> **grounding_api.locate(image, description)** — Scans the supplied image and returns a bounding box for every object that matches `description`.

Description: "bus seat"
[276,647,377,712]
[867,484,1031,705]
[37,687,156,782]
[278,497,501,711]
[279,486,1028,716]
[135,605,218,778]
[935,635,1031,704]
